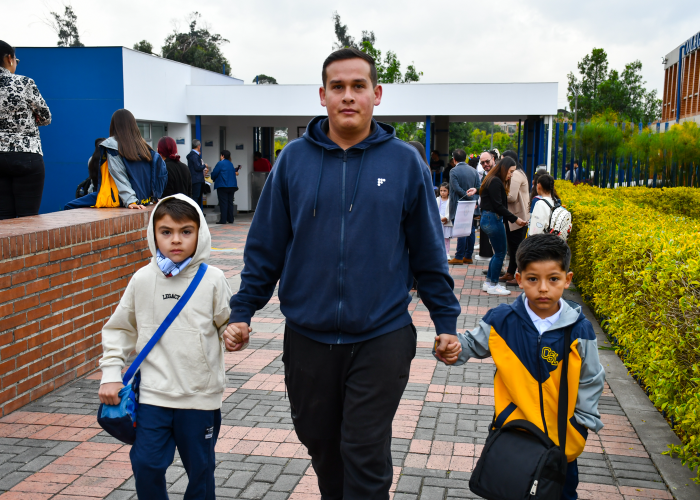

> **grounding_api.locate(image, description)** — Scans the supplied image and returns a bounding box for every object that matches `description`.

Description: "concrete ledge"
[564,288,700,500]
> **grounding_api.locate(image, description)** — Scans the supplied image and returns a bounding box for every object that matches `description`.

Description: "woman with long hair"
[64,109,167,209]
[158,136,191,198]
[103,109,167,209]
[478,157,527,295]
[0,40,52,219]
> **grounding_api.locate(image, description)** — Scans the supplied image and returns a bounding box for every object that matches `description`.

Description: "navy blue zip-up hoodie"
[230,116,460,343]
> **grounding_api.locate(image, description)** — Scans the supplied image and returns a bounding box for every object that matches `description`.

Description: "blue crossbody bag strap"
[121,263,208,386]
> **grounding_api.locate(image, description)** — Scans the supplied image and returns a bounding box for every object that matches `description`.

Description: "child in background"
[98,195,238,499]
[436,234,605,500]
[436,182,452,260]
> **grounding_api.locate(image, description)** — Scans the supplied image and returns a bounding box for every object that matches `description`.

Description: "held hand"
[441,217,449,224]
[466,188,477,197]
[516,218,528,227]
[435,334,462,365]
[224,323,251,352]
[98,382,124,406]
[128,203,146,210]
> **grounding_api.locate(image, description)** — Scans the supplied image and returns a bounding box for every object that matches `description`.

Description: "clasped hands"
[435,333,462,365]
[224,322,251,352]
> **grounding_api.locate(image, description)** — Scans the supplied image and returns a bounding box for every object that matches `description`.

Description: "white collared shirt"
[524,297,564,336]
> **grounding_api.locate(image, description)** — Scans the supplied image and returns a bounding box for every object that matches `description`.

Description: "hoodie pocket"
[137,326,212,394]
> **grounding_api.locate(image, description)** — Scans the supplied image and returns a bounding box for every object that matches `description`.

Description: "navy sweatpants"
[130,404,221,500]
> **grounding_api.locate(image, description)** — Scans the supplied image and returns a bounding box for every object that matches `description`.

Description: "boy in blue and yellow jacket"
[438,234,605,500]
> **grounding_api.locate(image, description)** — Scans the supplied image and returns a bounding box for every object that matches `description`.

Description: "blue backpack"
[97,263,208,444]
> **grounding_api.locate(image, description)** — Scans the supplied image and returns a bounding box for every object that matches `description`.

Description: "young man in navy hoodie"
[225,47,461,499]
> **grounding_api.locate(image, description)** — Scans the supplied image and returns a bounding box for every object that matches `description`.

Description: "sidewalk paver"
[0,217,677,499]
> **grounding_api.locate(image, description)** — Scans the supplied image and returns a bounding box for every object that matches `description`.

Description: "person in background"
[408,141,429,167]
[253,151,272,172]
[0,40,52,220]
[437,182,452,260]
[565,162,577,183]
[75,138,106,198]
[447,149,479,265]
[501,150,529,285]
[430,149,445,185]
[211,150,238,224]
[187,139,208,208]
[275,148,282,159]
[64,109,167,210]
[477,150,494,182]
[478,157,527,295]
[444,156,456,183]
[158,136,191,198]
[529,174,561,236]
[529,166,549,211]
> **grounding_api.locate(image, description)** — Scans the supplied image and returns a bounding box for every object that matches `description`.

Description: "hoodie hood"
[101,137,118,150]
[146,194,211,276]
[303,115,396,150]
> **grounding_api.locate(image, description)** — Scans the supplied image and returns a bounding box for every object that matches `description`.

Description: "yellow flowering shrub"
[558,181,700,480]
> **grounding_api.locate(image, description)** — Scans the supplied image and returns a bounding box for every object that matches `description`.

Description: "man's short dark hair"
[153,198,200,228]
[254,151,262,159]
[452,149,467,162]
[516,234,571,273]
[322,47,378,88]
[221,150,231,160]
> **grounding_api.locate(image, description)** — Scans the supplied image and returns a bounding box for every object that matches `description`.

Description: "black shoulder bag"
[469,326,572,500]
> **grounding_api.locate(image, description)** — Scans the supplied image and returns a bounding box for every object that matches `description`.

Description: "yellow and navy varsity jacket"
[442,294,605,462]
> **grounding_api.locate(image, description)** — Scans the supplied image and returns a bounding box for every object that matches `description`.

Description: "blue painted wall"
[15,47,124,213]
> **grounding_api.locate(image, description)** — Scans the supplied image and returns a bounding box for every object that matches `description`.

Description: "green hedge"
[558,182,700,480]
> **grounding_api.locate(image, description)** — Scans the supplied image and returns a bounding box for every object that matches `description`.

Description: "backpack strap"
[558,326,572,466]
[121,263,209,385]
[540,198,559,232]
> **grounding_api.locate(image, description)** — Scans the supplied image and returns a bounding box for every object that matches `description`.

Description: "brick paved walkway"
[0,216,675,499]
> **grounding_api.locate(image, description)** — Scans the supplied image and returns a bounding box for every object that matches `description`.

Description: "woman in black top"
[479,156,527,295]
[158,136,192,198]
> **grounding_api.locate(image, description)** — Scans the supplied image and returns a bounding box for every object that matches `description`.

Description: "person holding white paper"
[436,183,452,259]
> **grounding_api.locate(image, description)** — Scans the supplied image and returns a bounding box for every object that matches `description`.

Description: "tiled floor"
[0,215,674,499]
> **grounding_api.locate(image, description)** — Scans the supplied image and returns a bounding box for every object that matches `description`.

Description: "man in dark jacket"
[448,149,481,265]
[225,48,461,499]
[186,139,208,208]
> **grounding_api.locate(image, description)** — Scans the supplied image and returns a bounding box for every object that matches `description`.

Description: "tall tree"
[567,48,609,119]
[252,74,278,84]
[48,4,84,47]
[567,49,661,123]
[133,40,153,54]
[332,12,422,84]
[162,12,231,75]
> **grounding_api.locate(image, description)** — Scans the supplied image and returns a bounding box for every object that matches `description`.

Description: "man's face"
[479,153,494,171]
[320,58,382,135]
[431,152,439,161]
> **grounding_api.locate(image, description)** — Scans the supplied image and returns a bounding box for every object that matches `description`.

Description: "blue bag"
[97,263,209,445]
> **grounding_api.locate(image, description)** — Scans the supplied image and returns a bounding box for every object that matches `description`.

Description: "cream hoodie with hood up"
[99,194,232,410]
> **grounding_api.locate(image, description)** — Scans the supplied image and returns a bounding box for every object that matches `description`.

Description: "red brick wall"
[0,208,153,416]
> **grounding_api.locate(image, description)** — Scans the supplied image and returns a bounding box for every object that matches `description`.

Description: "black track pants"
[283,324,416,500]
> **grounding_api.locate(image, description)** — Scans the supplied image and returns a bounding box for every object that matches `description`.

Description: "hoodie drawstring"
[313,149,324,217]
[348,149,366,212]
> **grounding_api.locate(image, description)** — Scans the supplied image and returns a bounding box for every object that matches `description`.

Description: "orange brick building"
[661,30,700,126]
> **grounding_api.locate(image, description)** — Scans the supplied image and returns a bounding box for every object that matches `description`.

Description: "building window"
[137,121,167,148]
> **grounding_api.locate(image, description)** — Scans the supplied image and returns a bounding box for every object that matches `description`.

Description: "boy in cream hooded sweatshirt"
[98,194,232,499]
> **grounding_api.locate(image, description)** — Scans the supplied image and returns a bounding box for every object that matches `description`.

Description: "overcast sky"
[4,0,699,110]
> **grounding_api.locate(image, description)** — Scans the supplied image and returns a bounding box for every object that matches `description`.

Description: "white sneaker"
[487,284,511,296]
[482,281,492,292]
